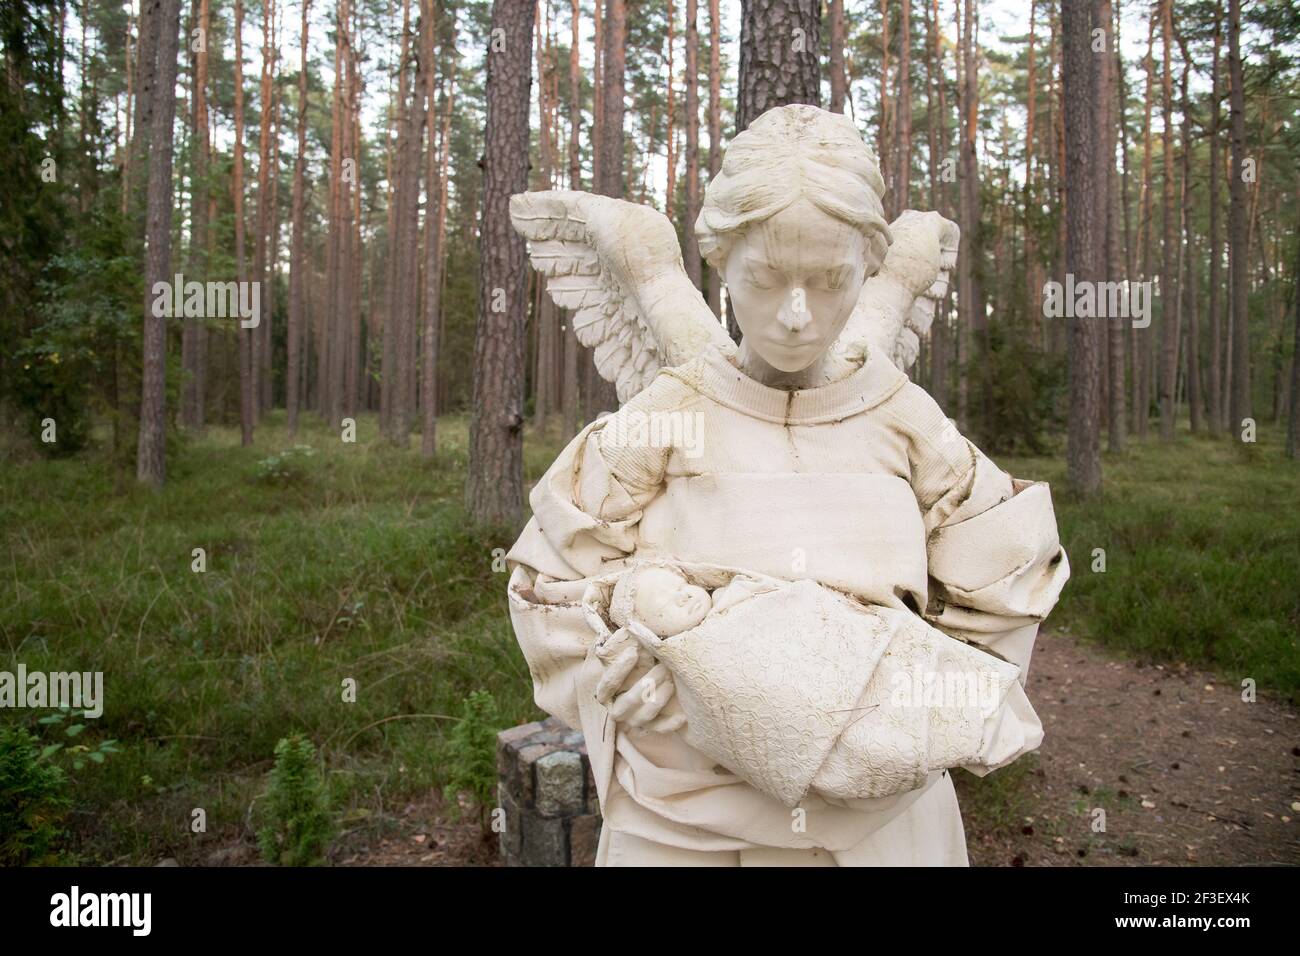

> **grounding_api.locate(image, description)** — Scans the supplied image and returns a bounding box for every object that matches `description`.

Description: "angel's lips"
[765,337,820,352]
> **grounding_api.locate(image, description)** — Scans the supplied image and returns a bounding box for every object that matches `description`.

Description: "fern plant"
[441,690,502,831]
[256,734,336,866]
[0,726,71,866]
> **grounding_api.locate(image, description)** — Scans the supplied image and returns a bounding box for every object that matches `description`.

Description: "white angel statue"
[504,105,1070,867]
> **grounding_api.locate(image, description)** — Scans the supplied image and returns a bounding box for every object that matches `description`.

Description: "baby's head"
[609,565,712,638]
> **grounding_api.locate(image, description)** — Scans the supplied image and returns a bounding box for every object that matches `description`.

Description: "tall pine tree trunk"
[1063,0,1103,496]
[829,0,846,112]
[287,0,311,437]
[564,0,581,436]
[533,0,554,431]
[955,0,984,429]
[423,20,455,459]
[589,0,623,414]
[704,0,722,317]
[683,0,702,288]
[468,0,534,525]
[1177,26,1201,433]
[394,3,429,443]
[1227,0,1250,433]
[1206,1,1223,432]
[1103,0,1125,452]
[1135,12,1155,436]
[892,0,911,218]
[182,0,210,431]
[928,0,949,408]
[1287,194,1300,458]
[234,0,254,445]
[1024,0,1039,349]
[137,0,182,485]
[1158,0,1177,439]
[253,0,275,422]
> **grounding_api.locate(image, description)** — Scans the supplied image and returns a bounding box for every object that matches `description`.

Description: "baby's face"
[631,567,712,637]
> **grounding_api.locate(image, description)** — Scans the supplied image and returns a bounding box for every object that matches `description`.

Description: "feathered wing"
[509,190,735,403]
[834,210,960,373]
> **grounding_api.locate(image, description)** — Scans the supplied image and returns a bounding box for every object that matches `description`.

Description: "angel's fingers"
[609,666,669,723]
[646,711,686,734]
[594,646,640,705]
[619,670,677,727]
[594,627,635,663]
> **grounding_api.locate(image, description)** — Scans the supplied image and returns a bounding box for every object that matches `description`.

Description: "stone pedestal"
[497,717,602,866]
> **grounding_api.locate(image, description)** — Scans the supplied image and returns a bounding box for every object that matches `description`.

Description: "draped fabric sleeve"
[885,383,1071,682]
[503,376,682,732]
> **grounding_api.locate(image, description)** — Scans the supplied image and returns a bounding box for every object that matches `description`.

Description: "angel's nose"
[776,287,811,333]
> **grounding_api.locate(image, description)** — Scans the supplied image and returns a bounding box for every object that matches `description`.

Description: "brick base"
[497,718,602,866]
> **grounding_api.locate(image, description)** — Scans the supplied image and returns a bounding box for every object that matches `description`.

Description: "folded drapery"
[579,565,1043,807]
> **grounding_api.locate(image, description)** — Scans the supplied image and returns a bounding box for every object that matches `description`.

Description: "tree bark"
[1206,0,1223,432]
[736,0,821,133]
[879,0,891,201]
[252,0,275,422]
[423,7,454,459]
[287,0,311,437]
[955,0,984,428]
[829,0,846,112]
[234,0,254,445]
[927,0,949,408]
[394,2,429,443]
[564,0,581,435]
[533,0,554,431]
[597,0,626,196]
[137,0,182,486]
[1157,0,1177,439]
[181,0,210,432]
[1063,0,1104,496]
[1024,0,1039,348]
[665,0,677,221]
[1134,11,1155,436]
[1102,0,1125,452]
[468,0,534,526]
[589,0,623,414]
[1176,25,1200,433]
[1288,195,1300,458]
[705,0,722,317]
[1227,0,1250,433]
[683,0,702,288]
[892,0,911,219]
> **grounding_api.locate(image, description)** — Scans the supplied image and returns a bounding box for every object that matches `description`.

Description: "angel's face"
[722,198,878,373]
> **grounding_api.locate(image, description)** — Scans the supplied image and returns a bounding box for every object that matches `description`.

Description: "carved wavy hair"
[695,104,893,272]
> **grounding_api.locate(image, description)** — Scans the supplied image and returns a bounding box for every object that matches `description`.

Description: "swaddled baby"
[608,564,758,636]
[595,562,1044,805]
[591,564,765,724]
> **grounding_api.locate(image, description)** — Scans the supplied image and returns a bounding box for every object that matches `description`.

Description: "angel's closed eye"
[821,266,851,292]
[743,256,784,290]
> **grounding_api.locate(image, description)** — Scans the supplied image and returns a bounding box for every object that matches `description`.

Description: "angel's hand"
[592,627,653,706]
[608,661,678,729]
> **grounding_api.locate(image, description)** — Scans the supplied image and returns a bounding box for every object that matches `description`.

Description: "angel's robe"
[506,345,1070,865]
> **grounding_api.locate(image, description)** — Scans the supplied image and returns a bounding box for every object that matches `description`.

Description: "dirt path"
[960,629,1300,867]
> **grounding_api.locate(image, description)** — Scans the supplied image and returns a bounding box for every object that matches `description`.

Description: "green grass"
[0,411,560,864]
[1,411,1296,864]
[999,425,1300,703]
